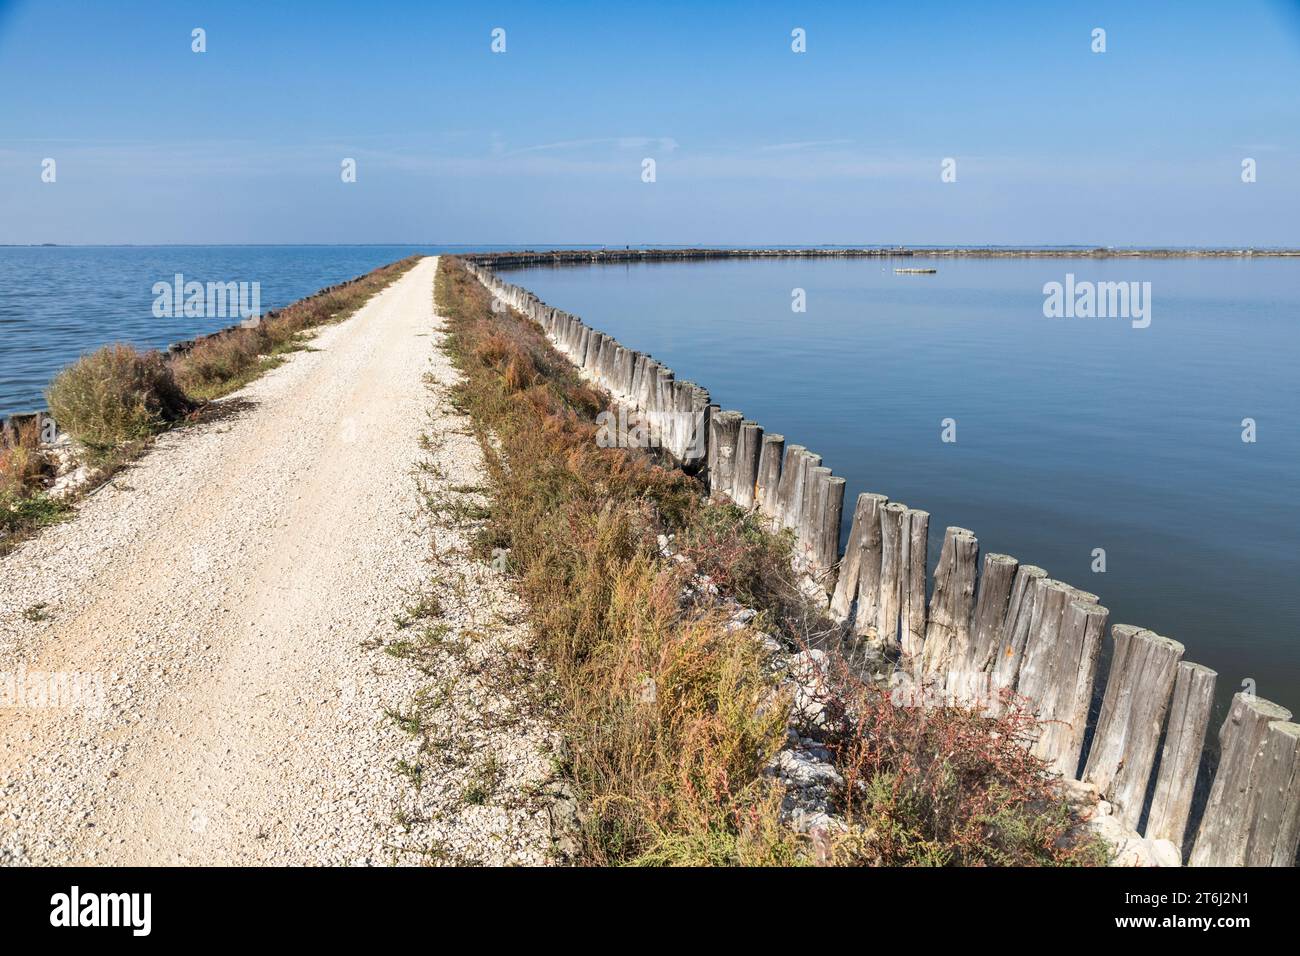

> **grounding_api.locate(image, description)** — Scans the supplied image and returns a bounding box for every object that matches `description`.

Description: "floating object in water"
[895,267,938,274]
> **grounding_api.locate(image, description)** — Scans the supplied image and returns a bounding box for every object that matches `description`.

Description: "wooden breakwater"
[467,246,1300,271]
[466,257,1300,868]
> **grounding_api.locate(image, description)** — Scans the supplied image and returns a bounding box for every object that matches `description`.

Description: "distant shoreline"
[4,243,1300,257]
[465,247,1300,268]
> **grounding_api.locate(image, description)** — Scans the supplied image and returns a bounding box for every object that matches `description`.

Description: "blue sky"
[1,0,1298,245]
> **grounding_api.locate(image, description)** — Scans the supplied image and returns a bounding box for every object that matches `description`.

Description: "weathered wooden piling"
[850,494,889,640]
[707,410,743,499]
[678,383,711,468]
[773,444,806,530]
[731,421,763,509]
[792,451,822,537]
[957,553,1018,702]
[1243,720,1300,867]
[874,502,909,649]
[1014,579,1075,711]
[754,434,785,519]
[988,565,1049,702]
[1146,662,1217,848]
[1190,693,1293,866]
[801,465,832,562]
[830,492,873,622]
[781,448,821,534]
[816,474,846,580]
[1083,626,1185,831]
[1027,598,1108,776]
[898,509,930,667]
[920,528,978,682]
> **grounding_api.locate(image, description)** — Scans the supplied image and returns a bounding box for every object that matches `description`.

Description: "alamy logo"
[50,886,151,936]
[2,667,105,719]
[1042,273,1151,328]
[595,408,705,458]
[152,274,262,328]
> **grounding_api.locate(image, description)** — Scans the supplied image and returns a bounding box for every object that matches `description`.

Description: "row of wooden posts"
[465,257,1300,867]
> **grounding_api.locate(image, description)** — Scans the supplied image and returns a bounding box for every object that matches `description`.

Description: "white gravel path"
[0,256,562,866]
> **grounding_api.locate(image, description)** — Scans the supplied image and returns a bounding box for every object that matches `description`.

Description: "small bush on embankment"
[436,254,1106,867]
[822,662,1108,866]
[46,344,195,451]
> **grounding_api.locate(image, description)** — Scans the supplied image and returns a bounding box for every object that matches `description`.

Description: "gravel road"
[0,256,561,865]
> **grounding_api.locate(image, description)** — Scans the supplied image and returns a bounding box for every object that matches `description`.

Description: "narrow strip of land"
[0,256,557,865]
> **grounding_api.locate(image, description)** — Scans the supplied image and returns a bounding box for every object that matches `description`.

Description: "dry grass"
[0,418,69,550]
[437,257,801,866]
[436,255,1107,868]
[0,418,50,497]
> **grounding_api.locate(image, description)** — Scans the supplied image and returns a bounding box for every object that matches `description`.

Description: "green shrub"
[46,344,194,451]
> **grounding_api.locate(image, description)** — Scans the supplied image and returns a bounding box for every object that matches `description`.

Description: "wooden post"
[731,421,763,509]
[680,383,711,469]
[634,357,659,413]
[988,566,1048,704]
[755,434,785,520]
[598,338,618,384]
[773,444,806,530]
[1082,626,1185,830]
[851,494,890,640]
[874,502,908,650]
[920,528,978,683]
[662,380,685,460]
[792,451,822,534]
[620,349,639,399]
[1146,662,1217,848]
[783,448,821,533]
[830,492,873,622]
[1243,721,1300,867]
[800,465,825,557]
[958,553,1018,705]
[583,331,605,377]
[1013,579,1074,712]
[603,342,619,389]
[818,474,846,580]
[707,410,743,500]
[653,367,674,442]
[1029,599,1108,777]
[575,325,591,367]
[801,465,832,561]
[1189,693,1293,866]
[898,509,930,669]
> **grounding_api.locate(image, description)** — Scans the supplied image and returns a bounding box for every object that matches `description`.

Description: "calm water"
[0,244,451,415]
[503,257,1300,719]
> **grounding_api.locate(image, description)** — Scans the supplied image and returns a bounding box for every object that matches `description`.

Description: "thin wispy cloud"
[758,140,854,152]
[509,137,680,155]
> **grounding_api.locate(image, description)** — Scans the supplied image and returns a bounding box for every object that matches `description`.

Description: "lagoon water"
[502,257,1300,720]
